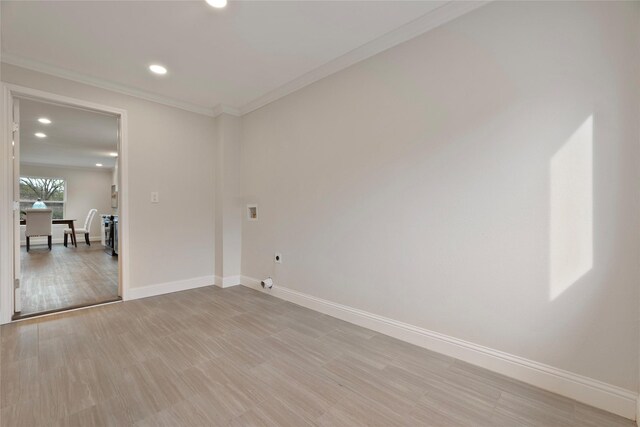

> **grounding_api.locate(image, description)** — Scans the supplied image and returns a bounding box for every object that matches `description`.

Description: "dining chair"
[25,208,53,252]
[64,208,97,247]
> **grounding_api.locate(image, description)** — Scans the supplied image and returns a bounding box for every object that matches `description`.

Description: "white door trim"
[0,83,130,324]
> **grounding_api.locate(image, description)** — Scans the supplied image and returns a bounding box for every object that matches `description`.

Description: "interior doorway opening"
[3,86,128,321]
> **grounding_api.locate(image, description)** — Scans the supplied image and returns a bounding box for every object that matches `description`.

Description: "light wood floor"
[19,244,119,317]
[0,286,633,426]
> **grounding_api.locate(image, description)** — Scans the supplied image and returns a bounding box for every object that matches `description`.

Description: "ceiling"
[19,98,119,169]
[0,1,480,116]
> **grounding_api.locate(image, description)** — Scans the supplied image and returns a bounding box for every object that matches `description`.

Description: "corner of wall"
[215,275,241,288]
[214,113,242,281]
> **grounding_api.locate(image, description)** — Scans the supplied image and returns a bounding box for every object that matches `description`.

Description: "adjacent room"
[16,98,120,317]
[0,1,639,426]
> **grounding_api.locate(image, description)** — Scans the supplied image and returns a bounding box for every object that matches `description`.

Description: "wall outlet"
[151,192,159,203]
[274,252,282,263]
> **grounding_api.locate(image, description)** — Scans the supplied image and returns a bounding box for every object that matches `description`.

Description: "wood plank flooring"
[19,244,119,317]
[0,286,634,426]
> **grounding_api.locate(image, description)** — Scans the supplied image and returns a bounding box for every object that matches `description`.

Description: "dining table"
[20,218,78,247]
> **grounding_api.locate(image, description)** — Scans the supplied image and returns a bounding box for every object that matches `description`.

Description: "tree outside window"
[20,177,65,219]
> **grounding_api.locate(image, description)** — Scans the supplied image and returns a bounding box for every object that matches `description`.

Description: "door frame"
[0,83,130,324]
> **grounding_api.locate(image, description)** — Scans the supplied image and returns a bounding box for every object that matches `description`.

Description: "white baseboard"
[241,276,637,420]
[124,275,215,300]
[215,275,241,288]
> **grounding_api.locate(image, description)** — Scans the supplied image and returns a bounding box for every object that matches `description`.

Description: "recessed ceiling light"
[206,0,227,8]
[34,132,47,138]
[96,163,103,167]
[109,152,118,157]
[149,64,167,75]
[38,118,52,124]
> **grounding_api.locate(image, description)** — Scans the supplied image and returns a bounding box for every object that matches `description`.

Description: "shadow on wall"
[549,115,593,301]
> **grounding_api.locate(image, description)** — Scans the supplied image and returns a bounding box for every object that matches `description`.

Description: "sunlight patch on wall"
[549,116,593,301]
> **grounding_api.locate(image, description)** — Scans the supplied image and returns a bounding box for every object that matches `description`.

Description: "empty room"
[0,1,638,426]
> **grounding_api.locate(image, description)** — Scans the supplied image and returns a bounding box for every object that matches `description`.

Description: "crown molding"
[212,104,241,117]
[238,0,490,115]
[1,1,488,119]
[1,53,216,117]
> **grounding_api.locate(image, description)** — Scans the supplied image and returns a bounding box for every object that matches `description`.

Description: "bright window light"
[549,116,593,300]
[96,163,103,167]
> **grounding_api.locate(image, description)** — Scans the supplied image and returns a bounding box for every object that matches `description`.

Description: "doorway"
[1,85,128,322]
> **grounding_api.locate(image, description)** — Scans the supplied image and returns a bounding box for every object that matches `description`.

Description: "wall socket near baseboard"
[274,252,282,263]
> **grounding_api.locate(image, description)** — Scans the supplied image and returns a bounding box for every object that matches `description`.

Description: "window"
[20,176,66,219]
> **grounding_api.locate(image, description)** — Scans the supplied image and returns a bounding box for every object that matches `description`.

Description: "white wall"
[240,0,640,393]
[20,163,111,244]
[214,114,242,285]
[2,63,216,290]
